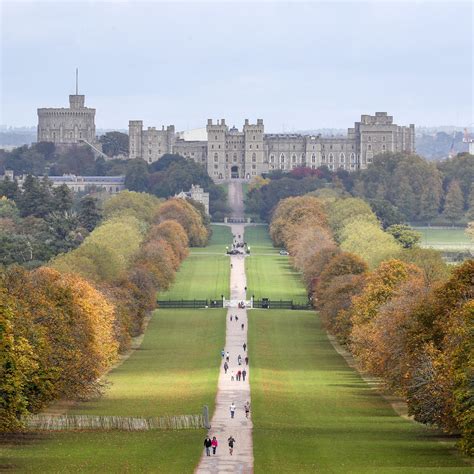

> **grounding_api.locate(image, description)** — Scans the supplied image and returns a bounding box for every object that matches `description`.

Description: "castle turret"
[129,120,143,160]
[243,119,265,179]
[207,119,228,179]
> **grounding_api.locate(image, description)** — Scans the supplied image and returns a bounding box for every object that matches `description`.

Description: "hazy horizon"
[1,1,472,131]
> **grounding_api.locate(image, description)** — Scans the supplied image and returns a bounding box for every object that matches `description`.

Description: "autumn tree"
[386,224,421,249]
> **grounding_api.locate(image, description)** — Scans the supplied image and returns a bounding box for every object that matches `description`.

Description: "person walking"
[226,352,230,362]
[242,368,247,381]
[241,323,244,331]
[230,402,236,419]
[211,436,218,455]
[228,436,236,455]
[236,370,241,381]
[244,401,250,418]
[223,361,229,374]
[204,436,212,456]
[221,349,225,358]
[230,315,233,322]
[237,354,242,365]
[230,371,235,381]
[243,342,247,352]
[235,315,239,322]
[245,356,249,365]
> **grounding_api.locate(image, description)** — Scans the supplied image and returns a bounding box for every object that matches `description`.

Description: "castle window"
[321,154,326,162]
[330,145,333,150]
[218,145,221,149]
[311,154,316,163]
[270,154,275,163]
[214,164,218,169]
[328,153,334,163]
[256,145,259,149]
[292,154,297,163]
[280,153,285,162]
[341,144,344,150]
[234,145,236,149]
[211,144,214,149]
[214,153,219,162]
[252,153,256,162]
[368,136,372,142]
[352,145,354,150]
[368,144,372,151]
[350,152,355,162]
[293,145,295,150]
[322,145,325,150]
[253,136,255,140]
[382,144,386,152]
[250,145,252,149]
[252,164,256,170]
[233,153,237,162]
[70,132,73,138]
[215,136,217,140]
[340,153,345,163]
[382,136,386,141]
[79,132,82,139]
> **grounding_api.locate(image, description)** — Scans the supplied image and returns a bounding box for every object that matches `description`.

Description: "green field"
[159,225,232,300]
[0,309,226,473]
[414,226,473,250]
[191,224,233,254]
[245,225,278,254]
[245,225,307,303]
[249,310,471,473]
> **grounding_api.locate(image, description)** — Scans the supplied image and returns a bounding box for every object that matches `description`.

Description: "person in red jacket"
[211,436,218,455]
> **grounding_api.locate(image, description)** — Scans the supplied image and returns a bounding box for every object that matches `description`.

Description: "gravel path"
[196,183,253,473]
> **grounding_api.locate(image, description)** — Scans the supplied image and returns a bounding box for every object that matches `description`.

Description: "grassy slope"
[245,225,307,303]
[249,310,470,473]
[413,227,473,250]
[159,225,232,300]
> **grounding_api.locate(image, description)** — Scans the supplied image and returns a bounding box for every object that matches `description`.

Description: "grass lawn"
[159,254,230,300]
[0,309,226,473]
[191,224,233,254]
[413,226,473,250]
[245,225,278,255]
[245,225,307,303]
[246,255,308,303]
[249,310,472,473]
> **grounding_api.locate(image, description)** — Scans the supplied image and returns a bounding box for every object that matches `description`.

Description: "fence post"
[203,405,210,429]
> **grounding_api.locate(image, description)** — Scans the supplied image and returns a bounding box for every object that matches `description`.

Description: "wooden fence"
[25,413,205,431]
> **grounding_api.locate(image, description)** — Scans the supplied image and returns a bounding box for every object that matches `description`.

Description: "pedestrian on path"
[211,436,218,455]
[230,315,233,322]
[204,436,212,456]
[236,370,241,381]
[223,361,229,374]
[244,401,250,418]
[230,402,236,418]
[237,354,242,365]
[221,349,225,358]
[241,323,244,331]
[242,368,247,381]
[245,356,249,365]
[226,352,230,362]
[231,371,235,381]
[235,315,239,322]
[243,342,247,351]
[228,436,236,455]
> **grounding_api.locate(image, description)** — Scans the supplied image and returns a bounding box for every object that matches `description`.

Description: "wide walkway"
[197,184,254,473]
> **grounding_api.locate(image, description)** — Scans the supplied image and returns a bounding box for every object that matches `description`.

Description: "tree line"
[270,194,473,456]
[0,191,209,431]
[0,176,102,267]
[247,152,474,225]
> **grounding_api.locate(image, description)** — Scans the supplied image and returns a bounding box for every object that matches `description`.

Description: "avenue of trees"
[270,194,473,455]
[0,191,209,431]
[247,152,474,225]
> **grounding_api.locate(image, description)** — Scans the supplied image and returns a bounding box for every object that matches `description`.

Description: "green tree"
[419,175,442,223]
[17,175,54,218]
[124,159,150,192]
[369,198,405,229]
[393,175,417,220]
[0,176,20,201]
[443,180,464,224]
[52,184,73,213]
[466,183,474,221]
[78,195,102,231]
[386,224,421,249]
[99,132,129,157]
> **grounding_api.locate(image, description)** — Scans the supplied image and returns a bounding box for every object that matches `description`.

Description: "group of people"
[204,434,236,456]
[230,368,247,381]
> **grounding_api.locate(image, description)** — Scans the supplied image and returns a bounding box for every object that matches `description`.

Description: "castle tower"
[243,119,265,179]
[129,120,143,160]
[207,119,228,179]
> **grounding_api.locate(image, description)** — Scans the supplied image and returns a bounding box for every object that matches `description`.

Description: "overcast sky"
[1,1,472,131]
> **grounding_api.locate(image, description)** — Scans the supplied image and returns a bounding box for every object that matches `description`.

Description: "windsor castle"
[38,91,415,180]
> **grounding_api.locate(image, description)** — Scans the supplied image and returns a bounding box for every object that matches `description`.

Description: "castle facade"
[129,112,415,180]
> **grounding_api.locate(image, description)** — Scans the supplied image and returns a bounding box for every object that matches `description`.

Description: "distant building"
[175,184,209,214]
[0,171,125,194]
[129,112,415,180]
[37,92,97,146]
